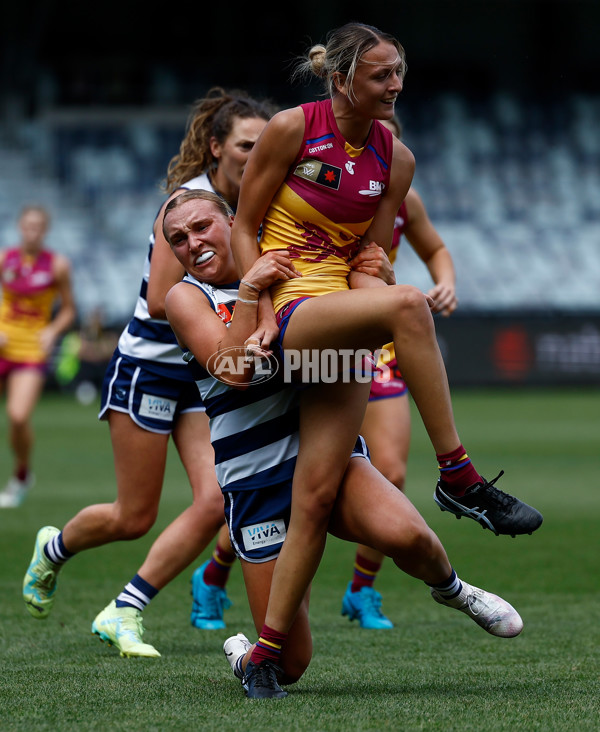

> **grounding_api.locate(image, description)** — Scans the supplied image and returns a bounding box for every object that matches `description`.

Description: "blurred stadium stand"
[1,91,599,384]
[0,107,180,325]
[1,92,598,324]
[395,93,600,314]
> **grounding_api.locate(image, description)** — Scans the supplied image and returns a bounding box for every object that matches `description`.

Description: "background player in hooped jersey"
[0,205,76,507]
[341,114,459,628]
[22,89,274,657]
[162,189,525,700]
[229,21,542,685]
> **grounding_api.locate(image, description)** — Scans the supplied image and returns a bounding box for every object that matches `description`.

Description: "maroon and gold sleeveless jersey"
[379,198,408,368]
[259,100,394,312]
[389,199,408,266]
[0,248,58,363]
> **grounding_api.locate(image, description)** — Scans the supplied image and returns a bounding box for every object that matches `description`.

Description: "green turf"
[1,388,599,730]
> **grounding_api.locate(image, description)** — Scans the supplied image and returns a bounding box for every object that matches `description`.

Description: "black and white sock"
[115,574,158,611]
[427,568,463,600]
[43,532,74,565]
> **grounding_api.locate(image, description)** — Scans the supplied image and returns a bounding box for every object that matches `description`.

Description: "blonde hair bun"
[308,44,327,76]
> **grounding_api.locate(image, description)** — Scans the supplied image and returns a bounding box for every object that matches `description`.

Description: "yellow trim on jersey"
[0,287,56,363]
[344,141,365,158]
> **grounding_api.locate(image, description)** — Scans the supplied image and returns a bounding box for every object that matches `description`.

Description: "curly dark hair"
[163,86,276,194]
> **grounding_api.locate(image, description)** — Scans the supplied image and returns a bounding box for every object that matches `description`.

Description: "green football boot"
[92,601,161,658]
[23,526,61,619]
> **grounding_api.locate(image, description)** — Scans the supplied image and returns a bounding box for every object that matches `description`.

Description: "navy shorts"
[224,435,370,563]
[99,351,205,434]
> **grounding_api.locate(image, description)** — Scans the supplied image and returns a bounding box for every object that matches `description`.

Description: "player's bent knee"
[280,668,306,685]
[391,284,425,308]
[390,285,433,326]
[280,650,312,684]
[296,490,338,525]
[112,510,157,540]
[386,516,433,558]
[7,412,30,429]
[377,461,407,492]
[120,524,153,541]
[409,525,440,560]
[189,499,223,532]
[293,473,340,517]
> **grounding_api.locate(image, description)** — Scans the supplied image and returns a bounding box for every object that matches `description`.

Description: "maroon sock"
[250,624,287,666]
[203,544,236,588]
[351,553,382,593]
[437,444,482,497]
[16,467,29,482]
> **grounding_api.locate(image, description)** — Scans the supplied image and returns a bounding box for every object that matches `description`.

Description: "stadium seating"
[1,92,599,327]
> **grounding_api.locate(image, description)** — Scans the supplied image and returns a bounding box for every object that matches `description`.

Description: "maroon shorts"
[369,357,407,401]
[0,358,47,379]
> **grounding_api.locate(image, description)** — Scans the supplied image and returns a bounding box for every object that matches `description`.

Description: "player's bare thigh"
[294,379,371,500]
[172,410,220,503]
[329,456,430,556]
[360,395,411,490]
[107,410,169,514]
[281,285,428,353]
[6,367,46,421]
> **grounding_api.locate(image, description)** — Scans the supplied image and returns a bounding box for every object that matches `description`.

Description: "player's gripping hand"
[349,242,396,285]
[242,251,301,351]
[241,250,301,294]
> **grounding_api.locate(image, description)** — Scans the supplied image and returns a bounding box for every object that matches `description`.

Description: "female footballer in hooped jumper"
[21,88,274,654]
[227,21,543,692]
[162,189,525,699]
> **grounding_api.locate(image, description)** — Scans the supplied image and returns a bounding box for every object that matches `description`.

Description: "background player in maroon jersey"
[342,114,459,628]
[0,205,76,507]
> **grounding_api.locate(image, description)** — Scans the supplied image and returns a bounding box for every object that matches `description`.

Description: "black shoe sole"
[435,495,542,537]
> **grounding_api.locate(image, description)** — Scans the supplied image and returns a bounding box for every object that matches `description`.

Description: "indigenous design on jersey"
[0,248,57,363]
[117,173,216,380]
[180,275,300,493]
[259,100,394,312]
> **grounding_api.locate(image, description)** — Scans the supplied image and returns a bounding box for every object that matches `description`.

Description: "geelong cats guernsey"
[116,173,215,379]
[180,274,300,492]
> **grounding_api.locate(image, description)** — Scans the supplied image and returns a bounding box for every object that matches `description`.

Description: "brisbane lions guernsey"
[259,99,394,312]
[379,198,408,368]
[390,199,408,266]
[0,248,58,364]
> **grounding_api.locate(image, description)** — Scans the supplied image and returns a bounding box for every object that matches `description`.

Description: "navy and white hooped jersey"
[180,274,301,493]
[116,173,215,380]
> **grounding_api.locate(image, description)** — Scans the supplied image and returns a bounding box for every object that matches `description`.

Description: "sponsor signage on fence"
[435,312,600,386]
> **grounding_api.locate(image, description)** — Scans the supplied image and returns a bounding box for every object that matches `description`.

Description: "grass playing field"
[1,387,599,730]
